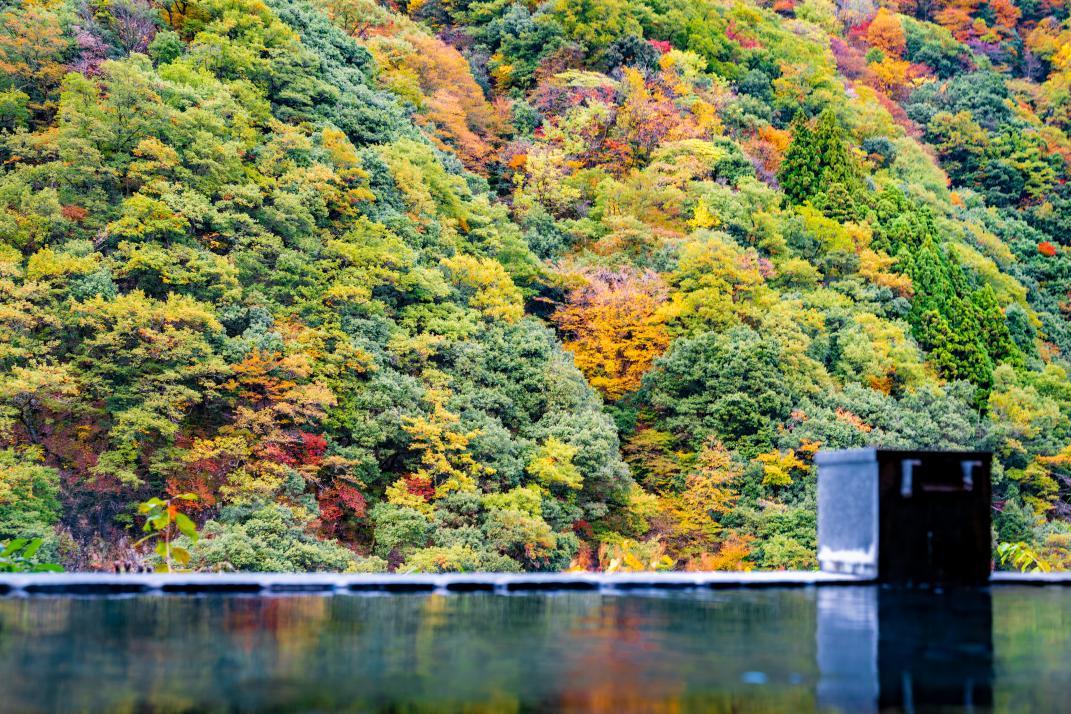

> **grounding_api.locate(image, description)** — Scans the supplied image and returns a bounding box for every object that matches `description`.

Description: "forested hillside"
[3,0,1071,572]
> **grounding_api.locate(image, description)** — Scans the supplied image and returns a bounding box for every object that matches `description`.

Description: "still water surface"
[0,586,1068,713]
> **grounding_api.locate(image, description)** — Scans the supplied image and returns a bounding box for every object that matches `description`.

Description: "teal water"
[0,586,1068,713]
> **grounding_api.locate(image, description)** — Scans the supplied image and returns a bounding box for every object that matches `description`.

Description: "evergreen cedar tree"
[1,0,1071,572]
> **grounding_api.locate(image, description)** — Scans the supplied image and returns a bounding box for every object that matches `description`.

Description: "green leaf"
[171,546,190,565]
[2,538,28,556]
[21,539,42,560]
[175,513,198,540]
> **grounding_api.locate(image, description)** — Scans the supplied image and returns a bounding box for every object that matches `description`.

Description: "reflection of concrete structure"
[817,449,992,585]
[817,587,994,712]
[877,588,994,710]
[817,587,878,714]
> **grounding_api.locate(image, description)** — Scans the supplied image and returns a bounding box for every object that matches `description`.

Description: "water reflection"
[818,587,994,712]
[878,588,993,710]
[817,587,878,712]
[0,588,1067,712]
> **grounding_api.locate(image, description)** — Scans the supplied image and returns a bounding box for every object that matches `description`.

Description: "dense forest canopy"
[3,0,1071,572]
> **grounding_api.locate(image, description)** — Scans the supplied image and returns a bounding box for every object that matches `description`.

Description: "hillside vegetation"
[3,0,1071,572]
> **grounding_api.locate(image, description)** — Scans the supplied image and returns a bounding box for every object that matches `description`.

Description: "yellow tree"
[388,384,492,508]
[552,267,671,400]
[365,27,505,172]
[527,437,583,491]
[756,448,808,487]
[670,439,741,560]
[870,56,913,99]
[440,254,524,322]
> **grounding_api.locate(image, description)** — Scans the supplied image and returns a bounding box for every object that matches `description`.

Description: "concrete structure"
[816,448,992,585]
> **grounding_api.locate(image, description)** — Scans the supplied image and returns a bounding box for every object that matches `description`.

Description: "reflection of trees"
[0,596,72,635]
[0,596,334,712]
[993,588,1071,713]
[22,589,1059,713]
[555,596,687,713]
[0,593,822,712]
[549,594,822,713]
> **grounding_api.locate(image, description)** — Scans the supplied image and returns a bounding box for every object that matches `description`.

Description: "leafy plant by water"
[136,495,200,573]
[996,542,1051,574]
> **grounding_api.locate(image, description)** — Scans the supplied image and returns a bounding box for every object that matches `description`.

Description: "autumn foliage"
[553,268,671,400]
[3,0,1071,574]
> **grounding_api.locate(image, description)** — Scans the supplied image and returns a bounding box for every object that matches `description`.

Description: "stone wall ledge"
[1,571,1063,595]
[0,571,866,595]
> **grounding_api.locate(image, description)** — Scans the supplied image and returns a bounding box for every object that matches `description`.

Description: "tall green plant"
[136,495,200,573]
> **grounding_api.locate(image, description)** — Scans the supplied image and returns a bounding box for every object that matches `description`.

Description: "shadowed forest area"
[3,0,1071,573]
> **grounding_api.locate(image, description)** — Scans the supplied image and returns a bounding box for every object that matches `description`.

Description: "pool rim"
[0,570,1064,596]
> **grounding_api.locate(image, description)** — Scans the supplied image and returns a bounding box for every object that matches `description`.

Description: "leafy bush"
[194,504,357,572]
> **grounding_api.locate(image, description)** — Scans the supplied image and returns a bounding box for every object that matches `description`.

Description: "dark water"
[0,586,1068,713]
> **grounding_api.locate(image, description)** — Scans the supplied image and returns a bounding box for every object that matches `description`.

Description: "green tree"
[778,110,862,207]
[644,327,800,453]
[972,285,1023,368]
